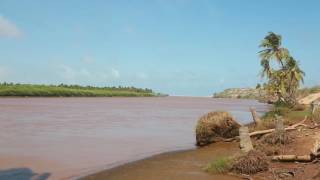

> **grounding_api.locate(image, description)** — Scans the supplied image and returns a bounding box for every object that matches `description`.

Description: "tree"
[258,32,305,106]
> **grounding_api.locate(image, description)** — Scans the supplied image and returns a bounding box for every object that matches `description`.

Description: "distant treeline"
[0,82,165,97]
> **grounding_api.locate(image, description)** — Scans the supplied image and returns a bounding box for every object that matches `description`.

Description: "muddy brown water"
[0,97,269,179]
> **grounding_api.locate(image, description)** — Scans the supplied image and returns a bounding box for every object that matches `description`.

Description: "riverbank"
[0,83,162,97]
[83,142,241,180]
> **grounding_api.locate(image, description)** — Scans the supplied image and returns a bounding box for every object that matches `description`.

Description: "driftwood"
[250,107,261,124]
[209,116,310,144]
[249,116,308,137]
[272,155,312,162]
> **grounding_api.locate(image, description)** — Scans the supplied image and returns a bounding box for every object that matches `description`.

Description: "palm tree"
[284,57,305,104]
[259,32,290,77]
[258,32,305,106]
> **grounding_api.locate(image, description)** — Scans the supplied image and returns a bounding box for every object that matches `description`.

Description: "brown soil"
[251,119,320,179]
[83,142,241,180]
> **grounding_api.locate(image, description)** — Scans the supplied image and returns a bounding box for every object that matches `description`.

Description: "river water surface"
[0,97,269,179]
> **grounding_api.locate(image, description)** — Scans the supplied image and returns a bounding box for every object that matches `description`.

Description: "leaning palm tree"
[259,32,290,77]
[258,32,305,106]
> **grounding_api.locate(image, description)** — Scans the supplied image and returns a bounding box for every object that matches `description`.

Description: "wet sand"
[84,142,241,180]
[0,97,269,179]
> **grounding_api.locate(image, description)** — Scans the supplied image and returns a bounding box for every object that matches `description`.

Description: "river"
[0,97,269,179]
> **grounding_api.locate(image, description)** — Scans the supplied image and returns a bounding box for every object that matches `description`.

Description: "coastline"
[81,142,241,180]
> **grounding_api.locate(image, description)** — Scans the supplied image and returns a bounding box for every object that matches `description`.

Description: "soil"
[250,119,320,179]
[83,142,241,180]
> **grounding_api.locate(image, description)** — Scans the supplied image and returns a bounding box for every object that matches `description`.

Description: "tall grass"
[0,83,161,97]
[203,156,233,173]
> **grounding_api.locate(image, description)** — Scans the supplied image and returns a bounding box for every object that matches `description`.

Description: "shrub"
[203,156,233,173]
[262,131,293,145]
[195,111,240,146]
[232,150,269,175]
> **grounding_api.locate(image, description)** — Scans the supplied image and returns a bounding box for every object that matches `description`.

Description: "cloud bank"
[0,15,22,38]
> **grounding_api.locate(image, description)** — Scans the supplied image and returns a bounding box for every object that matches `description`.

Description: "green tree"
[258,32,305,106]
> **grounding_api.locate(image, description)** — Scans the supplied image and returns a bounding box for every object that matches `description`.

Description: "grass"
[0,83,163,97]
[203,156,233,173]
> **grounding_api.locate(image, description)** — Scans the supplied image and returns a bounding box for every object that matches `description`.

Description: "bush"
[195,111,240,146]
[262,131,293,145]
[203,156,233,173]
[232,150,269,175]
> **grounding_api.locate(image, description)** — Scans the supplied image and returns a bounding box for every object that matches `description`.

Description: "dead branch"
[272,155,312,162]
[249,116,308,137]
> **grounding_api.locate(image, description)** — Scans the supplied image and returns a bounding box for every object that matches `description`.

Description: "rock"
[195,111,240,146]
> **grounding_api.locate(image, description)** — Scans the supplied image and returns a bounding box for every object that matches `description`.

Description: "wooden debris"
[249,116,308,137]
[272,155,312,162]
[250,107,261,125]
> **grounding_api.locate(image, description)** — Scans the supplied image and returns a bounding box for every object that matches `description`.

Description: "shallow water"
[0,97,269,179]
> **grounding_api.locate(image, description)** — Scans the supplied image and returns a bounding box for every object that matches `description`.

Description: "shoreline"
[81,142,241,180]
[72,148,194,179]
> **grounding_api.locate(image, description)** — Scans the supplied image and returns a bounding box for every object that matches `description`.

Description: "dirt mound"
[232,150,269,175]
[195,111,240,146]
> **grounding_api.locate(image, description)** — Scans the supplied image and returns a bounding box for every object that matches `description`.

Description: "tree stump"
[239,126,253,153]
[312,100,320,114]
[250,107,261,125]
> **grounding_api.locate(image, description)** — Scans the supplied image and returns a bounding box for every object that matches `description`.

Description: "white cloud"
[111,68,120,79]
[0,15,22,38]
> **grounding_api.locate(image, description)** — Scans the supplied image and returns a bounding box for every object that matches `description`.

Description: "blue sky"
[0,0,319,96]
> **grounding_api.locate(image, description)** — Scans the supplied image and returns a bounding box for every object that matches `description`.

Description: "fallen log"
[204,116,310,144]
[272,155,312,162]
[249,116,308,137]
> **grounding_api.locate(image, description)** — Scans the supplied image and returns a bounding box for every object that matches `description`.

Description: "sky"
[0,0,319,96]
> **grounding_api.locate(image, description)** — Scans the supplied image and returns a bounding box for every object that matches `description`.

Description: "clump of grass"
[203,156,233,173]
[231,150,269,175]
[195,111,240,146]
[262,131,293,145]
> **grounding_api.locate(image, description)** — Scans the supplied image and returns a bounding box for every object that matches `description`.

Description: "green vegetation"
[253,103,311,131]
[203,156,233,173]
[0,82,164,97]
[259,32,305,106]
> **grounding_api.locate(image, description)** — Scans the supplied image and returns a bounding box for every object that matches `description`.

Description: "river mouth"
[0,97,269,179]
